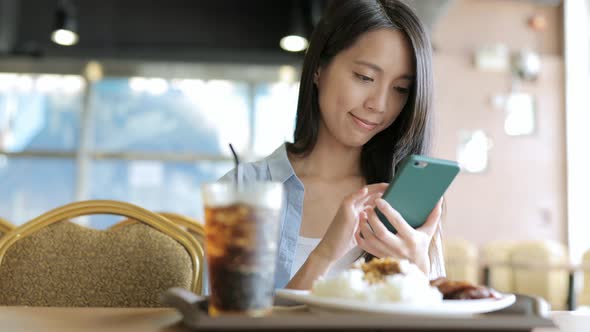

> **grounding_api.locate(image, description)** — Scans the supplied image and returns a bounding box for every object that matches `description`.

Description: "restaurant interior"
[0,0,589,331]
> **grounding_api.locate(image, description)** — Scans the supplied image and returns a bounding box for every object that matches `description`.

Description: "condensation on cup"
[201,181,283,317]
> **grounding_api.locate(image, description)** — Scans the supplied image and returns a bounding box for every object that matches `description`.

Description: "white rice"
[311,259,443,304]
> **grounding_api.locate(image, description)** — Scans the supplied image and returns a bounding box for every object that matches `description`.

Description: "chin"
[341,135,373,148]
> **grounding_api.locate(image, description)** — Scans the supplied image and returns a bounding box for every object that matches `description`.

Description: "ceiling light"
[51,29,78,46]
[280,35,308,53]
[51,0,79,46]
[280,0,308,53]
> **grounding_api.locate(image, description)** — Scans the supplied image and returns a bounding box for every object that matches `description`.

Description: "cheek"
[334,91,354,112]
[319,75,364,115]
[341,80,367,109]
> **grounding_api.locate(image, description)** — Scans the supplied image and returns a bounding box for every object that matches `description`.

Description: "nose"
[364,86,388,113]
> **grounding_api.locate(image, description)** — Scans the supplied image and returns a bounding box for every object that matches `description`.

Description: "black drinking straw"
[228,143,242,190]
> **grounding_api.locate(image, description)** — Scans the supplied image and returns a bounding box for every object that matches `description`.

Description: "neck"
[290,123,363,180]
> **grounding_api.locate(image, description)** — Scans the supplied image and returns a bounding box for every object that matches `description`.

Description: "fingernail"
[376,198,385,207]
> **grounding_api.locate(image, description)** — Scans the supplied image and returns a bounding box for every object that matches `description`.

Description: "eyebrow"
[353,60,415,80]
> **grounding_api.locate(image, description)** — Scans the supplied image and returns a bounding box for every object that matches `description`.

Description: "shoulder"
[219,143,296,185]
[219,158,271,183]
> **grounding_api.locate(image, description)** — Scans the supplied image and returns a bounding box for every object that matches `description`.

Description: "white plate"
[276,289,516,317]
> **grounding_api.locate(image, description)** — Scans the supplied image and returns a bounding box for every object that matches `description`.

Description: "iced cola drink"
[201,182,283,316]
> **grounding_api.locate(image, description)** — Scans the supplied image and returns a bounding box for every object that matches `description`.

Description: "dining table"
[1,305,584,332]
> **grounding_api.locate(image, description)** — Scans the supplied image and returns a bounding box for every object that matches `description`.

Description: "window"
[87,160,233,228]
[91,78,251,155]
[0,74,83,152]
[253,82,299,157]
[0,157,76,223]
[0,66,299,228]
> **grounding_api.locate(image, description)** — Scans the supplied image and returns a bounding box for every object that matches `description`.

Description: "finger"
[417,199,443,237]
[375,198,414,237]
[366,209,404,247]
[360,213,404,257]
[365,183,389,195]
[353,186,369,200]
[360,210,368,220]
[344,186,369,208]
[356,210,368,232]
[356,219,389,258]
[357,192,382,209]
[366,209,408,258]
[350,183,388,207]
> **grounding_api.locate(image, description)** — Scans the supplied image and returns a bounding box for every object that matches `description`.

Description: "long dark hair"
[287,0,434,185]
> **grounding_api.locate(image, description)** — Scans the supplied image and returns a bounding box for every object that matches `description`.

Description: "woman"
[223,0,444,290]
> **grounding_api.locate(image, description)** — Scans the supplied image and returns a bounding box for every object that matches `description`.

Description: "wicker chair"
[0,200,204,307]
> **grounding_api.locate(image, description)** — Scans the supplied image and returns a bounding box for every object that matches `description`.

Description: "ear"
[313,67,322,85]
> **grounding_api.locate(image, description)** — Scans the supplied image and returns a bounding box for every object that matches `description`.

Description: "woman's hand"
[287,183,388,290]
[311,183,388,266]
[355,198,442,275]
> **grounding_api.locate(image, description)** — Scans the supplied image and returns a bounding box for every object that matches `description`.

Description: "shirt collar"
[267,143,298,184]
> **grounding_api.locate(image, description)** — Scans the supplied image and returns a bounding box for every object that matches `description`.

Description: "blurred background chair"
[0,218,15,238]
[0,200,204,307]
[481,240,515,294]
[443,238,479,284]
[511,240,569,310]
[577,249,590,308]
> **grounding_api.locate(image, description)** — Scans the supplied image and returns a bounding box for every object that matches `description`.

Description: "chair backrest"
[110,212,208,295]
[511,240,569,310]
[0,218,15,237]
[481,240,516,293]
[443,238,479,284]
[112,212,205,243]
[578,249,590,308]
[159,212,205,239]
[0,200,204,307]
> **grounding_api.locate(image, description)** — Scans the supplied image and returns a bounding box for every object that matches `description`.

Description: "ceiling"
[1,0,326,64]
[0,0,561,64]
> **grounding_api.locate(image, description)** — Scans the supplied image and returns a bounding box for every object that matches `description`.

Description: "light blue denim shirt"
[219,143,304,289]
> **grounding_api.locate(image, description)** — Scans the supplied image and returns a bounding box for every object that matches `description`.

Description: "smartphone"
[376,155,460,233]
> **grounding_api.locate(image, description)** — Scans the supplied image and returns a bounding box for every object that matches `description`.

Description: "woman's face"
[315,28,415,148]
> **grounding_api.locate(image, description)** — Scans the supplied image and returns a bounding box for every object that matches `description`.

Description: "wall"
[430,0,566,247]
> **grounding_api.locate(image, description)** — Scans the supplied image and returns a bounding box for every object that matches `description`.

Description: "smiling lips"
[350,113,379,131]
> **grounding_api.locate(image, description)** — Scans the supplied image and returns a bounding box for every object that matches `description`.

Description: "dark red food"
[430,277,501,300]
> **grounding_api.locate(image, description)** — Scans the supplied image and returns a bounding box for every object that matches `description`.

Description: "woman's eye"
[354,72,373,82]
[395,87,410,94]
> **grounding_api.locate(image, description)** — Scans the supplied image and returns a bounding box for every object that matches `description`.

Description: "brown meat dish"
[355,257,403,284]
[430,277,501,300]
